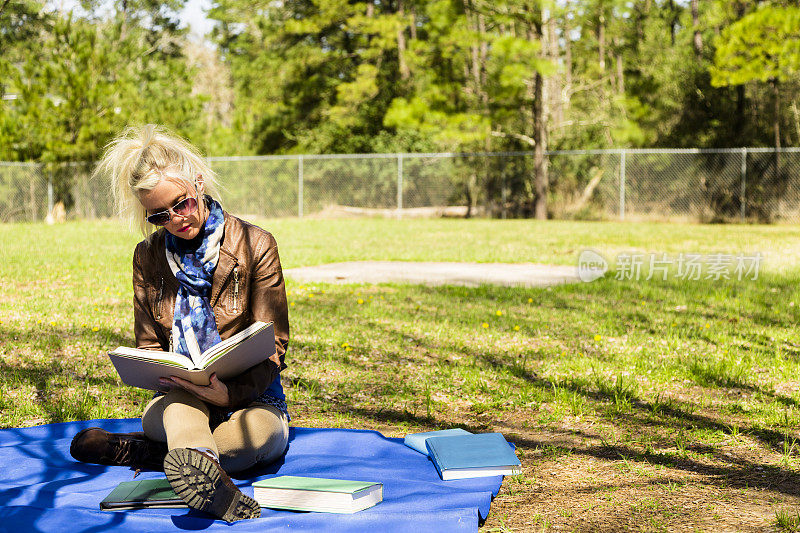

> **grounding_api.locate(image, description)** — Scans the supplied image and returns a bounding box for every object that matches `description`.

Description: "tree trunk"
[615,37,624,94]
[773,78,781,188]
[668,0,677,45]
[692,0,702,56]
[735,85,745,141]
[773,79,781,151]
[534,68,548,220]
[397,0,410,80]
[563,1,572,108]
[597,13,605,73]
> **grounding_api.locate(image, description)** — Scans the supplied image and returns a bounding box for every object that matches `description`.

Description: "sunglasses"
[145,195,199,226]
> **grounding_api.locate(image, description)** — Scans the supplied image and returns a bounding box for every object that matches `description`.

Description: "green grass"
[1,217,800,530]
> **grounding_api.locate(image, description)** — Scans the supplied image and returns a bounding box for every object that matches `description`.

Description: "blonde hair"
[95,124,222,235]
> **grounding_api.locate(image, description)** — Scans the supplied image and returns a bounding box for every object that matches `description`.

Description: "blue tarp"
[0,419,505,532]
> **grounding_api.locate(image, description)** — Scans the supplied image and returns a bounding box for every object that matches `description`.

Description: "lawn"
[1,218,800,531]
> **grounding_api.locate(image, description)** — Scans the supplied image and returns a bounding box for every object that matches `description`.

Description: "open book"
[108,321,274,392]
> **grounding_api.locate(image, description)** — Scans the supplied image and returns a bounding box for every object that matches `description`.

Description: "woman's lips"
[178,225,191,232]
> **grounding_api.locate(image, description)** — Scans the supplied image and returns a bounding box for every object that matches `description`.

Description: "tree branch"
[0,0,12,19]
[491,129,536,147]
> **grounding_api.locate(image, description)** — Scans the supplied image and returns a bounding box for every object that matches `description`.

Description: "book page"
[198,321,268,368]
[110,347,194,369]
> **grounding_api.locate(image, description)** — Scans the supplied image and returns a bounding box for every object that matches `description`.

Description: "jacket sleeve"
[132,243,165,351]
[224,231,289,409]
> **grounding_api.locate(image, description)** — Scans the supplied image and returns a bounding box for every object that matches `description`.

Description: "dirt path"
[284,261,580,287]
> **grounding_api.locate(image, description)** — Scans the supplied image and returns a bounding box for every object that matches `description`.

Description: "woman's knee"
[214,405,288,472]
[141,396,167,442]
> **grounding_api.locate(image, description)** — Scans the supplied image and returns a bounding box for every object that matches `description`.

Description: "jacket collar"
[210,211,238,307]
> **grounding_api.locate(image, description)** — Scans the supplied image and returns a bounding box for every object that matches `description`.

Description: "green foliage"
[5,0,800,218]
[711,6,800,87]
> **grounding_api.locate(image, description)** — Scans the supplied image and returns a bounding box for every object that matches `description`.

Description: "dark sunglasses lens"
[174,197,198,216]
[146,212,171,226]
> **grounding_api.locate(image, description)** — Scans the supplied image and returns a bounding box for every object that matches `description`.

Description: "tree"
[711,4,800,150]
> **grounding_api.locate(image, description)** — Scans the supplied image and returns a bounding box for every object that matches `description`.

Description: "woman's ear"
[195,174,205,194]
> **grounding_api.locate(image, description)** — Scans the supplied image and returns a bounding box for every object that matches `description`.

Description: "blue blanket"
[0,419,505,532]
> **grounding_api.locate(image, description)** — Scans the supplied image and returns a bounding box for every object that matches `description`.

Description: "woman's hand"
[159,373,230,407]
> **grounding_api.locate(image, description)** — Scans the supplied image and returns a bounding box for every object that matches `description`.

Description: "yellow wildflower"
[594,334,601,341]
[481,322,489,329]
[357,298,364,304]
[496,310,503,316]
[92,326,99,332]
[513,325,520,331]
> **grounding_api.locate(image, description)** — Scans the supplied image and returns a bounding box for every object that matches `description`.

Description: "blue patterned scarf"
[165,197,225,363]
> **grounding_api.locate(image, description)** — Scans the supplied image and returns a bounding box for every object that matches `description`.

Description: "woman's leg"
[212,403,289,473]
[141,388,218,455]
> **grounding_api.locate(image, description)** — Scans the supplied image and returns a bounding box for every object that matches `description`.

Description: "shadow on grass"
[287,278,800,501]
[0,323,134,424]
[335,399,800,499]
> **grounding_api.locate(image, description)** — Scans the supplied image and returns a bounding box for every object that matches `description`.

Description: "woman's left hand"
[160,373,230,407]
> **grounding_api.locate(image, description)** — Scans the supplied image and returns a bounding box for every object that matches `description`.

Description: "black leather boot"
[163,447,260,522]
[70,427,168,471]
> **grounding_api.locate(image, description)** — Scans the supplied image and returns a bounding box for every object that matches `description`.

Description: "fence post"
[619,149,626,221]
[740,148,747,222]
[397,153,403,219]
[298,155,304,218]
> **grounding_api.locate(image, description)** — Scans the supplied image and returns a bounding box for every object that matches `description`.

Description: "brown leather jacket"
[132,211,289,411]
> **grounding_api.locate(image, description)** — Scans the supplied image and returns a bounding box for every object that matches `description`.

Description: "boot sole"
[163,448,260,522]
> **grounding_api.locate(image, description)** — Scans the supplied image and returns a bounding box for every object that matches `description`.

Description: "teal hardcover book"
[425,432,522,481]
[100,478,186,510]
[403,428,472,455]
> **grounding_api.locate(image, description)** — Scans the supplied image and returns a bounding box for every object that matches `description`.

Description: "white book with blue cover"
[425,432,522,481]
[403,428,472,455]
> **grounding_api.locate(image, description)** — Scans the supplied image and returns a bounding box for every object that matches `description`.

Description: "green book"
[100,478,187,511]
[252,476,383,513]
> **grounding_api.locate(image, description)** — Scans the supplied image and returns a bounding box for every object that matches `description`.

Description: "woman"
[70,124,290,522]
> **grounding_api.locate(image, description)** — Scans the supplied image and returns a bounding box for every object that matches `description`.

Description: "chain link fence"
[2,148,799,223]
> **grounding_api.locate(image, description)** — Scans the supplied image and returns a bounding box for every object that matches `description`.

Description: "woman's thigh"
[141,389,211,443]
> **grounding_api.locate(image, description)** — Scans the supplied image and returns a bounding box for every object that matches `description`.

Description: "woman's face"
[138,173,207,240]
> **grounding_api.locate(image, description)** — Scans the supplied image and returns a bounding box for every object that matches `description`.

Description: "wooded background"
[1,0,799,218]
